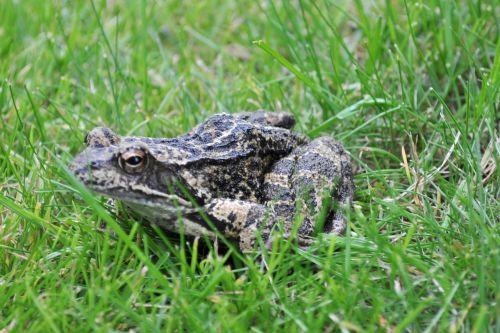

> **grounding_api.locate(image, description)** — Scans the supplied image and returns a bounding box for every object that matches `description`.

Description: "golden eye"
[119,149,148,173]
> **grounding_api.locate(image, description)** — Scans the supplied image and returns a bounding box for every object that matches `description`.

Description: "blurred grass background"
[0,0,498,331]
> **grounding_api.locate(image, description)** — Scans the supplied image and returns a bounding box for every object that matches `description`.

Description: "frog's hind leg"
[234,110,296,129]
[295,137,354,236]
[263,137,354,238]
[323,144,355,235]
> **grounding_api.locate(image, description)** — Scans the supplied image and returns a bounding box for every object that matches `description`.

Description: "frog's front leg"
[194,199,312,252]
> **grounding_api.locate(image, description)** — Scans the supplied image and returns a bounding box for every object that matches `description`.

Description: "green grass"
[0,0,498,331]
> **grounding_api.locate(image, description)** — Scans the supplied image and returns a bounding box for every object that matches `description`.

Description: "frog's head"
[69,127,194,213]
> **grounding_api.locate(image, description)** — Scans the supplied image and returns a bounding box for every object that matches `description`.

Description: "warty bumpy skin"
[70,111,354,251]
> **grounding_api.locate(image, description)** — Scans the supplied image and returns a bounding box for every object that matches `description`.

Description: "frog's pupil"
[127,156,142,166]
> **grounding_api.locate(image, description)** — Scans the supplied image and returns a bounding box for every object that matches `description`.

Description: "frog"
[69,111,354,251]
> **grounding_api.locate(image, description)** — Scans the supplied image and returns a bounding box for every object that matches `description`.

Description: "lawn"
[0,0,498,332]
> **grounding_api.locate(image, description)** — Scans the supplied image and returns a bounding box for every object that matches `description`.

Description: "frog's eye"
[118,149,148,173]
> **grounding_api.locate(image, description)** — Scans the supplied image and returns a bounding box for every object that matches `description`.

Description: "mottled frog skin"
[70,111,354,251]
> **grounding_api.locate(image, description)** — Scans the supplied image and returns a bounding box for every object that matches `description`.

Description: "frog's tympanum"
[70,111,354,251]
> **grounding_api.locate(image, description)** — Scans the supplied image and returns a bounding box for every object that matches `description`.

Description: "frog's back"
[168,113,304,203]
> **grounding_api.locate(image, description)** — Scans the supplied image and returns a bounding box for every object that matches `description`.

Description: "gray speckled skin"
[70,111,354,251]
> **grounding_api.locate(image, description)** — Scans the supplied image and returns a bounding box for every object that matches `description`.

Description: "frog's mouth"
[91,186,195,211]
